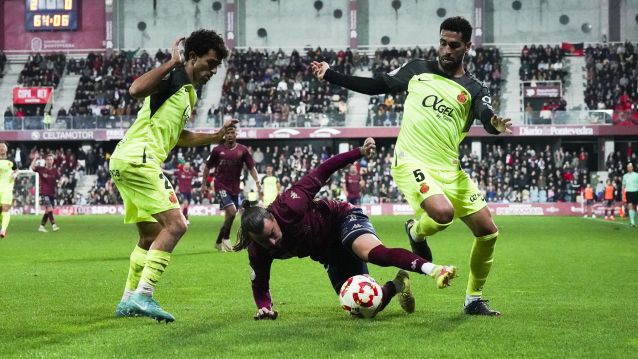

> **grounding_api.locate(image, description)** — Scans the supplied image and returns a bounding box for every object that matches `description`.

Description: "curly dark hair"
[440,16,473,43]
[184,29,229,61]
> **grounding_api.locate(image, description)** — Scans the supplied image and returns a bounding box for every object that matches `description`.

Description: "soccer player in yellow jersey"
[261,164,280,207]
[0,143,17,238]
[313,17,511,316]
[622,163,638,227]
[111,30,235,323]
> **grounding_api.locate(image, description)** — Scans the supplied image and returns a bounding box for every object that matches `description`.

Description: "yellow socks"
[466,231,498,297]
[122,246,148,301]
[1,211,10,232]
[136,249,172,296]
[413,213,453,238]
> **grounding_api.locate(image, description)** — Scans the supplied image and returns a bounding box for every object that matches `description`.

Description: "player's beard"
[439,56,462,72]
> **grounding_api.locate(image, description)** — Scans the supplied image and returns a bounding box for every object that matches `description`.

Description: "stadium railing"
[1,110,616,130]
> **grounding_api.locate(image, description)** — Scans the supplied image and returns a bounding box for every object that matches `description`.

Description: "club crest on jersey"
[420,183,429,194]
[168,191,178,204]
[457,91,468,104]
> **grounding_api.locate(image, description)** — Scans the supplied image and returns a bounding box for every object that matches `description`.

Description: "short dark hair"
[440,16,473,43]
[184,29,229,61]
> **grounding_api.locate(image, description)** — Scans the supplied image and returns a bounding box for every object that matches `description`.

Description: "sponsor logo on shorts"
[469,193,485,203]
[168,192,178,204]
[351,224,363,230]
[420,183,429,194]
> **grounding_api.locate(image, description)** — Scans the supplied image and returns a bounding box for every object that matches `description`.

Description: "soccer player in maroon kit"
[30,153,60,232]
[201,125,261,251]
[174,162,197,223]
[343,164,363,205]
[235,138,458,320]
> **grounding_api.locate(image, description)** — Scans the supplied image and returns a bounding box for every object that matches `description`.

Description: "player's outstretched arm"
[29,152,39,171]
[176,119,239,147]
[129,37,184,99]
[311,138,376,184]
[310,61,390,95]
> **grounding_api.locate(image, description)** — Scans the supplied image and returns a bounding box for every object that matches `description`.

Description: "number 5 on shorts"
[413,169,425,182]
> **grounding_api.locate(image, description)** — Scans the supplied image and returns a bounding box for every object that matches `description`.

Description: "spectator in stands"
[4,107,13,130]
[0,50,6,76]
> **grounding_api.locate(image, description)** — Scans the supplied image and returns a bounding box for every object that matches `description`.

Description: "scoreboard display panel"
[25,0,78,31]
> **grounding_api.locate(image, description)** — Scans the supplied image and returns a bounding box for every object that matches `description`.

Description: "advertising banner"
[12,87,53,104]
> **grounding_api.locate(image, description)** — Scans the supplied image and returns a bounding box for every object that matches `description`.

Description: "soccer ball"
[339,274,383,318]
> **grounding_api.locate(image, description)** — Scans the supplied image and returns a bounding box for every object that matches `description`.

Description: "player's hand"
[311,61,330,80]
[360,137,376,159]
[256,182,262,192]
[170,37,186,67]
[222,119,239,132]
[490,115,512,134]
[254,307,278,320]
[200,184,208,195]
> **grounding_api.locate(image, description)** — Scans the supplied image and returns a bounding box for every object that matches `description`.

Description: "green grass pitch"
[0,215,636,358]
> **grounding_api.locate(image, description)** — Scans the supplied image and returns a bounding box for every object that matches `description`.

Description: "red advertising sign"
[12,87,53,104]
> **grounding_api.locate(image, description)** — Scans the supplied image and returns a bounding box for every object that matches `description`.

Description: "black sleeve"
[324,70,390,95]
[471,85,500,135]
[381,59,429,92]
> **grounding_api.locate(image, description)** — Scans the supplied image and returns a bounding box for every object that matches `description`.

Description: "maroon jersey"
[248,149,361,309]
[345,172,362,199]
[34,166,59,196]
[206,143,254,196]
[176,168,196,193]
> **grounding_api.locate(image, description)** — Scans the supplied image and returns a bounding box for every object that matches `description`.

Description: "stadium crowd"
[66,50,170,119]
[214,47,363,127]
[368,46,503,126]
[519,44,567,82]
[4,140,637,208]
[18,53,66,88]
[584,41,638,124]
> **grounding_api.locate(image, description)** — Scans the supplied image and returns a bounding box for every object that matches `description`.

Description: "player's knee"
[167,218,188,237]
[429,207,454,225]
[226,207,237,218]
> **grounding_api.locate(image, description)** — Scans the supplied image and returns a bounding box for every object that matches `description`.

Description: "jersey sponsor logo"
[469,192,485,203]
[457,91,468,104]
[421,95,454,117]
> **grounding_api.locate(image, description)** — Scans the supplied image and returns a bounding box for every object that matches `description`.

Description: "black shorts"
[586,199,594,206]
[626,191,638,206]
[40,195,55,207]
[322,208,379,293]
[216,189,239,210]
[605,199,614,207]
[179,192,192,202]
[347,196,361,205]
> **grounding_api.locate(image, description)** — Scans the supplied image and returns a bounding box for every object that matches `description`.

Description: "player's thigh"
[216,190,237,210]
[446,170,488,219]
[0,189,13,207]
[324,245,369,294]
[391,161,445,217]
[110,159,179,223]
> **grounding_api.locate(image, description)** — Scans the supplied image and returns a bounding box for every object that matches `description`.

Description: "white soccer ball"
[338,274,383,318]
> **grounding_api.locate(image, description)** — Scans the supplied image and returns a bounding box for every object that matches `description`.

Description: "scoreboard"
[25,0,78,31]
